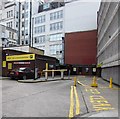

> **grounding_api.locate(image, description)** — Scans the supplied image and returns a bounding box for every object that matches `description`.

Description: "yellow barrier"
[109,77,113,88]
[74,77,77,86]
[91,76,98,87]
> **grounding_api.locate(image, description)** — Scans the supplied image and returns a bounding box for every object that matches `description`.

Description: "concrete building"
[0,24,18,47]
[64,1,100,75]
[32,2,64,64]
[20,0,40,45]
[0,0,40,45]
[97,1,120,85]
[0,0,19,30]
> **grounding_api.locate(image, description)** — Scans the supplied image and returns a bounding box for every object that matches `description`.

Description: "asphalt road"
[1,76,119,118]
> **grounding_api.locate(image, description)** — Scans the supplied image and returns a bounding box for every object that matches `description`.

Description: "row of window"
[50,33,63,41]
[22,29,28,36]
[50,10,63,20]
[22,12,28,19]
[34,25,45,34]
[22,2,29,10]
[7,10,13,18]
[7,21,12,28]
[35,15,45,24]
[34,36,45,44]
[50,22,63,31]
[34,10,63,25]
[22,40,28,45]
[9,32,14,39]
[50,44,63,55]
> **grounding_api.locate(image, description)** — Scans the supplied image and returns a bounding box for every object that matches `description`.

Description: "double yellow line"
[69,86,80,118]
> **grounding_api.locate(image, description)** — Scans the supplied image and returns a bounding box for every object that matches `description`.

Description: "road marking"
[69,86,74,118]
[90,95,114,112]
[74,86,80,115]
[69,86,80,118]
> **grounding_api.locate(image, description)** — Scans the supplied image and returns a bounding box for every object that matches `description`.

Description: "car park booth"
[2,49,59,79]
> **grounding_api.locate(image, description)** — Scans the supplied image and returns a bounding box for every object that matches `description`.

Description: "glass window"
[22,13,24,18]
[22,31,24,36]
[25,12,28,18]
[11,10,13,17]
[22,41,24,45]
[22,5,24,10]
[22,22,24,27]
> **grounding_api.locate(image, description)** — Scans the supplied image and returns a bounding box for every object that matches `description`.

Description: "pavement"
[1,75,120,118]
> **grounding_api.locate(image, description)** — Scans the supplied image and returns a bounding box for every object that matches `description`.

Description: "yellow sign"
[6,54,35,61]
[3,61,6,67]
[8,63,12,69]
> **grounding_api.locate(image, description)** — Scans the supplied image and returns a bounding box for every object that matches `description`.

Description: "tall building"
[32,1,64,64]
[0,0,19,30]
[20,0,40,45]
[97,1,120,85]
[64,1,100,74]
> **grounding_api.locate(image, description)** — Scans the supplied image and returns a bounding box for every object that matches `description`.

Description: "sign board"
[8,63,12,69]
[6,54,35,61]
[73,67,76,72]
[93,68,96,72]
[2,61,6,67]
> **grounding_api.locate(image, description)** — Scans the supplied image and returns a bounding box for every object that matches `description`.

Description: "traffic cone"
[91,76,98,87]
[109,77,113,88]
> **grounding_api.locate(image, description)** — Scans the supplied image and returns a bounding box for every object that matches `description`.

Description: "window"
[22,22,24,27]
[35,15,45,24]
[11,10,13,17]
[25,40,28,45]
[25,29,28,35]
[50,33,63,41]
[10,21,12,28]
[34,25,45,34]
[7,10,13,18]
[25,2,29,9]
[25,20,28,27]
[22,13,24,18]
[34,38,37,43]
[16,12,19,18]
[22,5,24,10]
[50,10,63,20]
[25,12,28,18]
[9,32,11,38]
[16,22,18,28]
[50,44,63,55]
[50,22,63,31]
[12,33,14,39]
[34,36,45,44]
[22,31,24,36]
[22,41,24,45]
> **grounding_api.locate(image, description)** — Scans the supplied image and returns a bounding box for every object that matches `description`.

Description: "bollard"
[109,77,113,88]
[91,76,98,87]
[74,77,77,86]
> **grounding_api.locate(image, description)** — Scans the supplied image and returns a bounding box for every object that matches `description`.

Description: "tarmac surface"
[1,75,120,118]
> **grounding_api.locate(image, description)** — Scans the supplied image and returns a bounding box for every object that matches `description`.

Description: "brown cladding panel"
[65,30,97,65]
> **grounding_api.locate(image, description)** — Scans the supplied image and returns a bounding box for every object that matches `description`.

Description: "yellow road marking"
[74,86,80,115]
[69,86,74,118]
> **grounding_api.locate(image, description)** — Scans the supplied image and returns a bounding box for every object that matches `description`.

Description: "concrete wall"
[101,66,120,85]
[97,1,120,85]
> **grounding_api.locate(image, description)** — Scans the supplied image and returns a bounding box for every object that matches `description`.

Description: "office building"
[33,1,64,64]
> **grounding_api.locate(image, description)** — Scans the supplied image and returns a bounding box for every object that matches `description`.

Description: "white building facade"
[33,6,64,64]
[0,24,18,47]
